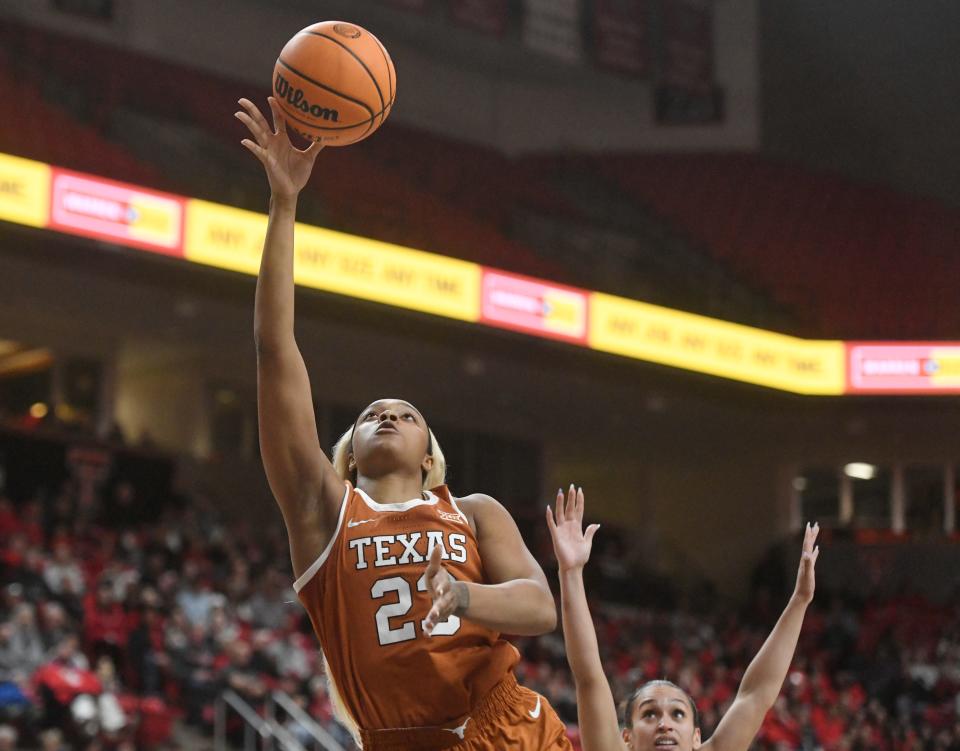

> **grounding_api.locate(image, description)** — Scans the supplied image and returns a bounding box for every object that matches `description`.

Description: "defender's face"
[624,685,701,751]
[351,399,432,479]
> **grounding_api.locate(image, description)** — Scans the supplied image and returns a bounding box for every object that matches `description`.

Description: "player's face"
[351,399,432,479]
[623,685,701,751]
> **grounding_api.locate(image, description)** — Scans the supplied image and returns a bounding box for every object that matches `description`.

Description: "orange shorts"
[359,672,573,751]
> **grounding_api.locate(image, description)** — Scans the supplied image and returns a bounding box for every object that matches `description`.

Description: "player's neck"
[356,473,426,505]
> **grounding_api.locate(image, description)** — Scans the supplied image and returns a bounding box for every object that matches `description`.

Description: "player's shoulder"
[451,491,500,514]
[450,492,512,536]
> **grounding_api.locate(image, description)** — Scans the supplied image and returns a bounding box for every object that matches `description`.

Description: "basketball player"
[236,96,573,751]
[546,486,819,751]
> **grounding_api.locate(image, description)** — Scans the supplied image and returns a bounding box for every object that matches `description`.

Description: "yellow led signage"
[0,150,955,396]
[184,199,480,321]
[589,293,846,395]
[0,153,50,228]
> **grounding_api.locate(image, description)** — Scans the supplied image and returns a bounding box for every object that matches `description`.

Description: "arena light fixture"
[0,347,54,377]
[843,462,877,480]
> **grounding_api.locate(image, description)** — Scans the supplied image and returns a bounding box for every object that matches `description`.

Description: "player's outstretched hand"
[423,546,467,636]
[546,484,599,573]
[235,97,323,200]
[793,522,820,605]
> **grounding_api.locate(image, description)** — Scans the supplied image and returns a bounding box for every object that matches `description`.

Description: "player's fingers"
[425,602,447,632]
[567,484,576,519]
[235,111,268,145]
[575,486,584,520]
[236,102,270,142]
[425,545,442,581]
[812,545,820,564]
[555,488,565,524]
[267,96,287,135]
[545,505,556,534]
[584,523,600,545]
[239,97,272,136]
[240,139,266,162]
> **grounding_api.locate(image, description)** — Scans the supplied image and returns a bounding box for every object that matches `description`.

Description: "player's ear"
[622,727,632,748]
[421,454,434,475]
[348,454,357,472]
[692,727,702,748]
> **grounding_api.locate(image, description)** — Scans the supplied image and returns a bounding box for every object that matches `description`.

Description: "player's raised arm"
[423,493,558,637]
[236,97,344,578]
[546,487,624,751]
[702,523,820,751]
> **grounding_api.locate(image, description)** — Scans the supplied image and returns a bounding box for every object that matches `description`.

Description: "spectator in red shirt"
[83,579,129,669]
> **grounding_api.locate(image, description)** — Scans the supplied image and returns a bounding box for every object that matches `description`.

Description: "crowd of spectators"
[0,453,958,750]
[515,590,960,750]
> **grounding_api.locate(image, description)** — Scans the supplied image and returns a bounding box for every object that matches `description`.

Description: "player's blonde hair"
[322,655,362,747]
[331,421,447,490]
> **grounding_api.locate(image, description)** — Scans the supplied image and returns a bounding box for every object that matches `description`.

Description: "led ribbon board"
[846,343,960,394]
[0,153,51,228]
[589,293,846,395]
[1,151,957,396]
[184,199,480,322]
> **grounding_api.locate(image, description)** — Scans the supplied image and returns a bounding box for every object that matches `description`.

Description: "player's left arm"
[423,494,557,636]
[701,523,820,751]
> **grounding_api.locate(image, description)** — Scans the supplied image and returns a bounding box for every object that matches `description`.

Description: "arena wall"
[2,0,759,153]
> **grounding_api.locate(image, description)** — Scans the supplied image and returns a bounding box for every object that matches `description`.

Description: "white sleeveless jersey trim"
[292,483,350,594]
[449,496,469,525]
[355,486,440,512]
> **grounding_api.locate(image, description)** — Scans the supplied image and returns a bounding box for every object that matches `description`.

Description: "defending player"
[546,486,819,751]
[237,96,573,750]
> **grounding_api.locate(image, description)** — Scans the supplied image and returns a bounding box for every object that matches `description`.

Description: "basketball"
[272,21,395,147]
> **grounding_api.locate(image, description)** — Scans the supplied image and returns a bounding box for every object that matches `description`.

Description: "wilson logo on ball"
[274,72,340,122]
[333,23,361,38]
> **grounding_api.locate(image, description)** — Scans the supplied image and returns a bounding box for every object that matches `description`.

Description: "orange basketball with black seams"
[272,21,396,147]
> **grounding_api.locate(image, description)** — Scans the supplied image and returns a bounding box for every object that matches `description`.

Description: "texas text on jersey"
[294,482,519,731]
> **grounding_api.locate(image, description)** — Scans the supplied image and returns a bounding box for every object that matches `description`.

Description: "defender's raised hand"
[235,97,323,199]
[794,522,820,605]
[546,485,599,573]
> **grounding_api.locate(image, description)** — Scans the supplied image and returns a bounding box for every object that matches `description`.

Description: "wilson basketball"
[272,21,395,147]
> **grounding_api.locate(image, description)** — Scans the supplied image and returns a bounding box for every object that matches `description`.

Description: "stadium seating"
[5,21,960,340]
[0,424,957,750]
[598,153,960,338]
[0,23,568,282]
[0,53,161,190]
